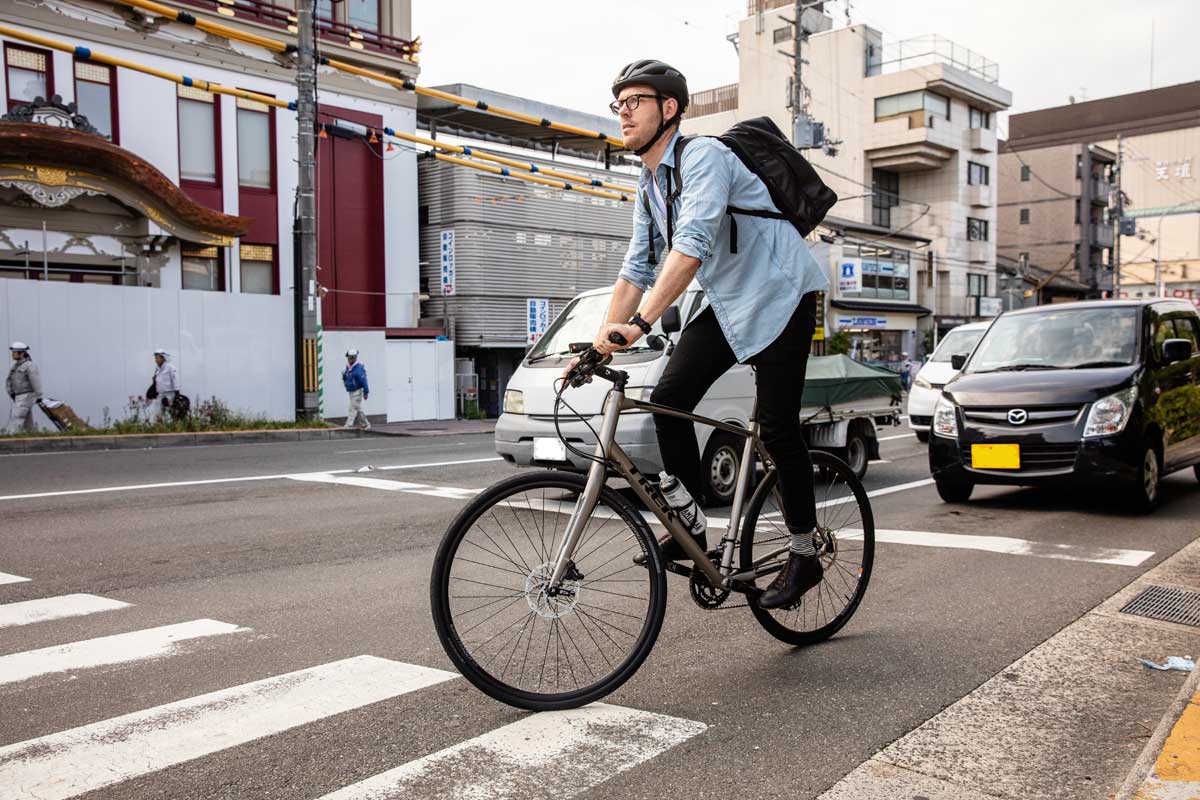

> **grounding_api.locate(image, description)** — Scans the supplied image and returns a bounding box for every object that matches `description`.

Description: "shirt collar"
[640,128,684,184]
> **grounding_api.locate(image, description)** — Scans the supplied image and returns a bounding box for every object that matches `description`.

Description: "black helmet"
[611,59,690,113]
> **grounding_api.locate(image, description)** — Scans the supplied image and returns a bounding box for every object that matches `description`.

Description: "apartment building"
[685,1,1011,357]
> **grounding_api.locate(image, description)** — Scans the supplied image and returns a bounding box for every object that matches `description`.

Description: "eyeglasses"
[609,94,662,115]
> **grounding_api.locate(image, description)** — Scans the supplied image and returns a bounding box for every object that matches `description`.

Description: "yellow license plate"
[972,444,1020,469]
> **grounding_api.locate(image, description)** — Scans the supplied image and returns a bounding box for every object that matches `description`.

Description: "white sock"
[789,528,816,557]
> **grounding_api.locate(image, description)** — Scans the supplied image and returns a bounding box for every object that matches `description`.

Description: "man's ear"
[663,96,679,121]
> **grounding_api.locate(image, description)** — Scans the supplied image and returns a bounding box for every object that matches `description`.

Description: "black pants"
[650,292,818,533]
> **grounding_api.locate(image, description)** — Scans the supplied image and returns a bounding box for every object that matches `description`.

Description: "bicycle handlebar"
[563,332,628,388]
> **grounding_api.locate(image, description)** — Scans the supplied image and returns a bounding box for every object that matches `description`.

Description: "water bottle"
[657,472,706,538]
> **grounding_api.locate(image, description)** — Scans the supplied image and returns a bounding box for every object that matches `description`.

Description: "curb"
[1115,661,1200,800]
[0,427,366,454]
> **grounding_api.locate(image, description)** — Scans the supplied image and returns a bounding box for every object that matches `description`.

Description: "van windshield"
[930,328,985,363]
[527,292,669,361]
[968,307,1139,373]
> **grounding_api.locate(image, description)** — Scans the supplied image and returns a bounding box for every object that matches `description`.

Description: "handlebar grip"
[608,331,628,347]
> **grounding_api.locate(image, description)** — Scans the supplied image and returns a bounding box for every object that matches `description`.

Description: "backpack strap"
[642,190,657,265]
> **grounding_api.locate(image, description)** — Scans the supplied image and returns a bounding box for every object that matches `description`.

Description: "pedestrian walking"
[6,342,42,434]
[150,348,179,420]
[900,352,914,392]
[342,349,370,429]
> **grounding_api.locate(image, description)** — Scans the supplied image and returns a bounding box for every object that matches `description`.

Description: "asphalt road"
[1,427,1198,799]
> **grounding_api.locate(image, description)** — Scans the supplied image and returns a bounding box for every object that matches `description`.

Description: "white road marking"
[0,457,503,502]
[0,571,30,585]
[877,433,914,442]
[815,478,936,510]
[868,459,891,464]
[318,703,706,800]
[841,528,1154,566]
[0,656,458,800]
[0,619,245,685]
[0,593,130,629]
[335,442,473,454]
[289,473,480,500]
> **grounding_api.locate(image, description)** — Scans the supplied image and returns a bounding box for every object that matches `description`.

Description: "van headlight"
[932,396,959,438]
[1083,386,1137,438]
[503,389,524,414]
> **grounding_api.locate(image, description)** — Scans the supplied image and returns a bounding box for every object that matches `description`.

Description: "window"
[967,274,988,297]
[966,217,989,242]
[236,97,272,189]
[773,25,792,44]
[1169,314,1199,352]
[316,0,334,18]
[872,169,899,228]
[1074,199,1080,224]
[1019,208,1030,225]
[74,60,117,142]
[969,106,991,129]
[840,244,911,302]
[178,86,219,184]
[1020,164,1031,182]
[874,90,950,121]
[346,0,379,31]
[239,244,274,294]
[5,45,52,112]
[182,246,224,291]
[967,161,989,186]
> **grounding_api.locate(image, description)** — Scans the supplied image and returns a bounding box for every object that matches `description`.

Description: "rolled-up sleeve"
[617,190,659,291]
[670,139,733,262]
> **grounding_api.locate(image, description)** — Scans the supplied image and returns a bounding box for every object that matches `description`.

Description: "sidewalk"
[1119,665,1200,800]
[365,419,496,437]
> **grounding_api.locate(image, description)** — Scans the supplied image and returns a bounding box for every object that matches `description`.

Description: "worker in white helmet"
[151,348,179,420]
[6,342,42,434]
[342,348,370,429]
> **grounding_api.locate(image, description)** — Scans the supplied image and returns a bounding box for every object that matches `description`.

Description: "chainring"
[688,560,732,610]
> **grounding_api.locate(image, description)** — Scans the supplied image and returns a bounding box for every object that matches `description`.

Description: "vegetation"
[827,329,852,356]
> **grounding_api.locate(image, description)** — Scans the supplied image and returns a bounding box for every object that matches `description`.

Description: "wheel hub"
[711,447,738,495]
[525,562,583,619]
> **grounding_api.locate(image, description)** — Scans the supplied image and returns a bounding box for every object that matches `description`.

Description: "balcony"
[968,127,996,152]
[877,35,1000,83]
[866,114,955,172]
[689,83,739,119]
[1091,223,1115,248]
[1090,177,1112,205]
[968,240,989,263]
[967,184,992,208]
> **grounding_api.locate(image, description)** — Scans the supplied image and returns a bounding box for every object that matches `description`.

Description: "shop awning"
[831,299,932,316]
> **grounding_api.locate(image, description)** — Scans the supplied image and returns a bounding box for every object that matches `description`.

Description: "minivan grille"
[963,443,1078,472]
[962,405,1083,427]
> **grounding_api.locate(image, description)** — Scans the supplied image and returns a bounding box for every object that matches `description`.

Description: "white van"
[906,321,991,442]
[495,284,901,503]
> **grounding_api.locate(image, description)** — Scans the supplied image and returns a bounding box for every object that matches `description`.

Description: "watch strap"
[628,313,652,335]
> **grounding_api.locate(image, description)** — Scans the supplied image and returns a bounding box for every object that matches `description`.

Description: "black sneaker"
[633,529,707,566]
[757,553,823,609]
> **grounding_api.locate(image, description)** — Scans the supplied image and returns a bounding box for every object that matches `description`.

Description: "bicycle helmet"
[611,59,689,156]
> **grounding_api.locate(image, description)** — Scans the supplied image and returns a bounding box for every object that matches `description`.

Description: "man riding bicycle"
[582,59,831,610]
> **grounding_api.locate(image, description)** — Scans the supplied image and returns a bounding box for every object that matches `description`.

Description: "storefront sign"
[813,291,825,341]
[836,315,888,329]
[935,315,970,328]
[838,258,861,293]
[977,296,1003,317]
[440,230,456,296]
[527,298,550,343]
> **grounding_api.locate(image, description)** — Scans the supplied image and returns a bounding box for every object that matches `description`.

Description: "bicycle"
[430,336,875,711]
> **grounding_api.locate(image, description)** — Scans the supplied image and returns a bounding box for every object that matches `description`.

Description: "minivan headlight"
[503,389,524,414]
[1083,386,1137,438]
[932,396,959,438]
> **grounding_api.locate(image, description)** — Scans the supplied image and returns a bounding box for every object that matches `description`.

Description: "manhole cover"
[1120,585,1200,627]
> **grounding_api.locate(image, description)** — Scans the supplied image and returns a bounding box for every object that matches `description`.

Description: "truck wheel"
[935,478,974,503]
[702,432,745,507]
[841,422,871,480]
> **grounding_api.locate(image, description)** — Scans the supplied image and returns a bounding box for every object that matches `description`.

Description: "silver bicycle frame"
[548,382,775,590]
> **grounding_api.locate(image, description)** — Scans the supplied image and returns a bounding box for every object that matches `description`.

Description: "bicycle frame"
[548,377,777,591]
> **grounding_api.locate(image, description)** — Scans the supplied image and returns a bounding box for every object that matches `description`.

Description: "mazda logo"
[1007,408,1028,425]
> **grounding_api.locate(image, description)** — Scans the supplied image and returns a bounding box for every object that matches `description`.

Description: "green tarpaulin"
[801,355,901,408]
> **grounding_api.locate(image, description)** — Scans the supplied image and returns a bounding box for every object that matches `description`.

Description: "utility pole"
[792,0,805,125]
[1112,134,1123,300]
[294,0,319,419]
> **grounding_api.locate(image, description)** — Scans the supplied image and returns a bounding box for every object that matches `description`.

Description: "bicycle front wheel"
[739,450,874,646]
[430,470,667,711]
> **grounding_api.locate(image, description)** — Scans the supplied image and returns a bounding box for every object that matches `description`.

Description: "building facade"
[999,81,1200,310]
[685,5,1011,357]
[0,0,452,426]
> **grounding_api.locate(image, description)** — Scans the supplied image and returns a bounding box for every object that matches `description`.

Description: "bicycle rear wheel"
[430,471,667,711]
[739,450,874,645]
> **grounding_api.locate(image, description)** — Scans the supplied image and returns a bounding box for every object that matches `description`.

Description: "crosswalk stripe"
[0,571,30,585]
[0,656,458,800]
[841,528,1154,567]
[0,619,244,686]
[317,703,707,800]
[0,593,131,629]
[289,473,480,500]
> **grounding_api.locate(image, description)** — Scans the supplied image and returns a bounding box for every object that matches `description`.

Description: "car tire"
[702,432,746,507]
[935,478,974,503]
[914,429,930,444]
[1129,443,1161,514]
[1193,463,1200,483]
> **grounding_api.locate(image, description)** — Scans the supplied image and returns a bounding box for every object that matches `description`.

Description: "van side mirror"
[951,354,967,371]
[660,305,682,335]
[1162,338,1193,364]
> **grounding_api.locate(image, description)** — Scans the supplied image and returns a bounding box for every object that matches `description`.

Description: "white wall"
[0,279,294,428]
[320,329,388,421]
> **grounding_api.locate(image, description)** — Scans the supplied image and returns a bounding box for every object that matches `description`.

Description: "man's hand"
[594,322,643,356]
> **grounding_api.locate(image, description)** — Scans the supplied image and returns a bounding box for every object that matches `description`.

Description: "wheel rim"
[441,480,658,697]
[710,445,739,500]
[1144,449,1158,502]
[846,437,867,474]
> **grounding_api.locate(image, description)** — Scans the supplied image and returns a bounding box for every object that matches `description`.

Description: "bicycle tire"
[739,451,874,646]
[430,470,667,711]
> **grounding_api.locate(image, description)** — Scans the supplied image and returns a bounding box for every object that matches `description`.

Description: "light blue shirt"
[618,130,830,362]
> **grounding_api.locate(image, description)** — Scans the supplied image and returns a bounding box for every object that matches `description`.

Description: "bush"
[827,329,852,356]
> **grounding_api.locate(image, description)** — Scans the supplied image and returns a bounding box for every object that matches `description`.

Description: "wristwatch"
[628,313,652,335]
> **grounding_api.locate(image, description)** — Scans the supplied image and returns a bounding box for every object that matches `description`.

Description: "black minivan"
[929,299,1200,512]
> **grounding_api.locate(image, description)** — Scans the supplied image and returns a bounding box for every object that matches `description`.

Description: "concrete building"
[685,2,1012,356]
[0,0,455,427]
[999,81,1200,310]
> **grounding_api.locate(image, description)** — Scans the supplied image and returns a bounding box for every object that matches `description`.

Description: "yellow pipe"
[108,0,624,149]
[430,154,629,202]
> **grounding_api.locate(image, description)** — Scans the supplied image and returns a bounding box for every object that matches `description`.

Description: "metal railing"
[876,35,999,83]
[688,83,739,119]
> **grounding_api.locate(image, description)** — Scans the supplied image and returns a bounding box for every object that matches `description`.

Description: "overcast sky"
[411,0,1197,133]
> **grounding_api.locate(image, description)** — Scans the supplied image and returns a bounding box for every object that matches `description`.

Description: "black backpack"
[645,116,837,263]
